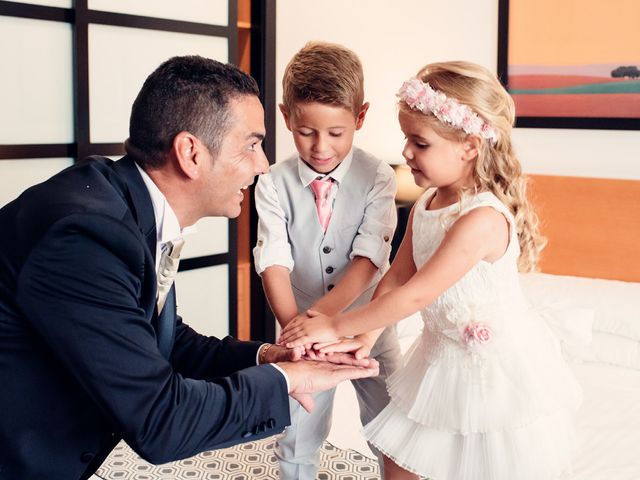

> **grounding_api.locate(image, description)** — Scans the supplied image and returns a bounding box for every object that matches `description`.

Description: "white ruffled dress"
[364,191,582,480]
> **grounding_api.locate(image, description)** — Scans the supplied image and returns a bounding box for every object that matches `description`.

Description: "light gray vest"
[271,148,388,312]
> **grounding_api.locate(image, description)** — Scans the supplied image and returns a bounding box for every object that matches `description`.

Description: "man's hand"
[277,358,379,412]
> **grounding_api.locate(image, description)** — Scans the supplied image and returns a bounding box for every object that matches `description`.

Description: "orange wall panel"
[528,174,640,282]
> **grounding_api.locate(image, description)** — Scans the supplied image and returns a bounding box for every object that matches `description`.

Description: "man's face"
[200,95,268,218]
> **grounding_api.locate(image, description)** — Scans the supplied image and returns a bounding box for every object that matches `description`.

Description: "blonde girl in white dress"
[279,61,581,480]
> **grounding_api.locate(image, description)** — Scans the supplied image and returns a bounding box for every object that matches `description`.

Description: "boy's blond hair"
[282,41,364,116]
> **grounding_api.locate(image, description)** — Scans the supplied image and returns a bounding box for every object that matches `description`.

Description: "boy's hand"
[259,344,305,364]
[279,310,339,348]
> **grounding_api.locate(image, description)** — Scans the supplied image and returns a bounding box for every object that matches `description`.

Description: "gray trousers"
[275,326,402,480]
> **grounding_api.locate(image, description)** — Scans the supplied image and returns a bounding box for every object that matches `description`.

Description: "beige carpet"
[95,437,380,479]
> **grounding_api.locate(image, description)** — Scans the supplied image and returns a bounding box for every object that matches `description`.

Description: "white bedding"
[571,364,640,479]
[327,273,640,479]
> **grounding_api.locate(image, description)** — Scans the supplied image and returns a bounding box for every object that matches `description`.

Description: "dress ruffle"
[386,314,582,434]
[365,403,576,480]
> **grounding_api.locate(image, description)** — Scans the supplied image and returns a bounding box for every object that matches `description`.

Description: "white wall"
[275,0,640,180]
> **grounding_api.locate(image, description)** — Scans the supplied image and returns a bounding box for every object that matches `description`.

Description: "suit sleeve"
[16,213,290,464]
[170,318,264,380]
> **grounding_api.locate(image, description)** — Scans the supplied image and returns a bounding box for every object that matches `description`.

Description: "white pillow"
[520,272,640,341]
[535,305,594,349]
[564,331,640,370]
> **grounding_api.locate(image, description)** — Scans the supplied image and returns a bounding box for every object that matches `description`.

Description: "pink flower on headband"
[398,78,499,145]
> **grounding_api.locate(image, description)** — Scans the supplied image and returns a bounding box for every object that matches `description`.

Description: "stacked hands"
[264,310,377,413]
[279,310,361,356]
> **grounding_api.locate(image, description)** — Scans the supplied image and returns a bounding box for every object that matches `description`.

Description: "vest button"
[325,266,334,274]
[80,452,94,463]
[327,284,334,291]
[383,235,390,242]
[322,246,331,254]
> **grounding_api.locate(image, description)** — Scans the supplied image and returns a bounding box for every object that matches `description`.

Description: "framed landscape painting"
[497,0,640,130]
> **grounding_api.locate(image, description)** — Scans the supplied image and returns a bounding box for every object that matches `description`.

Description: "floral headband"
[398,78,499,145]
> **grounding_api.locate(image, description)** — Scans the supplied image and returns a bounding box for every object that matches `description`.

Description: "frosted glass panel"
[182,217,229,259]
[0,158,74,207]
[3,0,71,7]
[0,17,73,144]
[89,24,228,143]
[88,0,228,26]
[176,265,229,338]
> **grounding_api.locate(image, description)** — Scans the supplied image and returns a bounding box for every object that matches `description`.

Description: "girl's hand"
[314,337,372,360]
[279,310,339,348]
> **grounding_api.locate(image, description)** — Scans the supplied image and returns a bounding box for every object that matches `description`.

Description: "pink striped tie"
[310,178,333,232]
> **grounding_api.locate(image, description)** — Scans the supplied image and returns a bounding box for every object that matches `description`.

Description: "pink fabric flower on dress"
[463,322,493,346]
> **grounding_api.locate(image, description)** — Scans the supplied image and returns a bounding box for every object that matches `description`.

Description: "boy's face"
[280,101,368,174]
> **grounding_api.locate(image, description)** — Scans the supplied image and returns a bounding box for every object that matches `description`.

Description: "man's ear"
[279,104,293,132]
[172,131,200,179]
[461,135,481,161]
[355,102,370,130]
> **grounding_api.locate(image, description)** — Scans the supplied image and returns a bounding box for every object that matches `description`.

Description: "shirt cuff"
[269,363,291,393]
[253,245,295,275]
[257,344,291,393]
[351,233,392,269]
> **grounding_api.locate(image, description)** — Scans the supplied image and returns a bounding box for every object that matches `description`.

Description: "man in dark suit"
[0,56,379,480]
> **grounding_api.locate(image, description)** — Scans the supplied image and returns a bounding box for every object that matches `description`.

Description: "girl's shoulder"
[460,191,514,225]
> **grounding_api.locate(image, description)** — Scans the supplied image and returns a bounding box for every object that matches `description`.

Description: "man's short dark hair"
[126,55,259,169]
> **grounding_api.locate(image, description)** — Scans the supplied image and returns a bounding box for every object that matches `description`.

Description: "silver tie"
[156,238,184,313]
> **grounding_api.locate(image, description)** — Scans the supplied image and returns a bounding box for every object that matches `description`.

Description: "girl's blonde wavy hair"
[406,61,545,271]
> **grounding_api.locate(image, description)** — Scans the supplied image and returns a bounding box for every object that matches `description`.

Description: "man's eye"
[329,132,343,138]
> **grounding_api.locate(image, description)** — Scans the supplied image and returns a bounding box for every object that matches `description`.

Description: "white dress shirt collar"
[297,148,354,186]
[134,163,195,245]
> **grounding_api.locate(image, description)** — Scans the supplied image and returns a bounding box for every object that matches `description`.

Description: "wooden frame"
[0,0,240,336]
[497,0,640,131]
[248,0,278,342]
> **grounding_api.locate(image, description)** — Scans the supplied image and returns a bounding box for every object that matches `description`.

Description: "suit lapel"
[111,156,157,257]
[111,156,157,320]
[111,156,178,358]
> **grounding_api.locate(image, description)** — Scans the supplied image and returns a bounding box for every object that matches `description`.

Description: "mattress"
[571,363,640,479]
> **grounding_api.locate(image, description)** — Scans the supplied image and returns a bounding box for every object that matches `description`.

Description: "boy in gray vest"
[253,41,402,479]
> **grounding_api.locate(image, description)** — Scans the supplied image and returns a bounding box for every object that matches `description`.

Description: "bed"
[328,174,640,479]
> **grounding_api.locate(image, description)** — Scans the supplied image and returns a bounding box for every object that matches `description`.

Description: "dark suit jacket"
[0,156,290,480]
